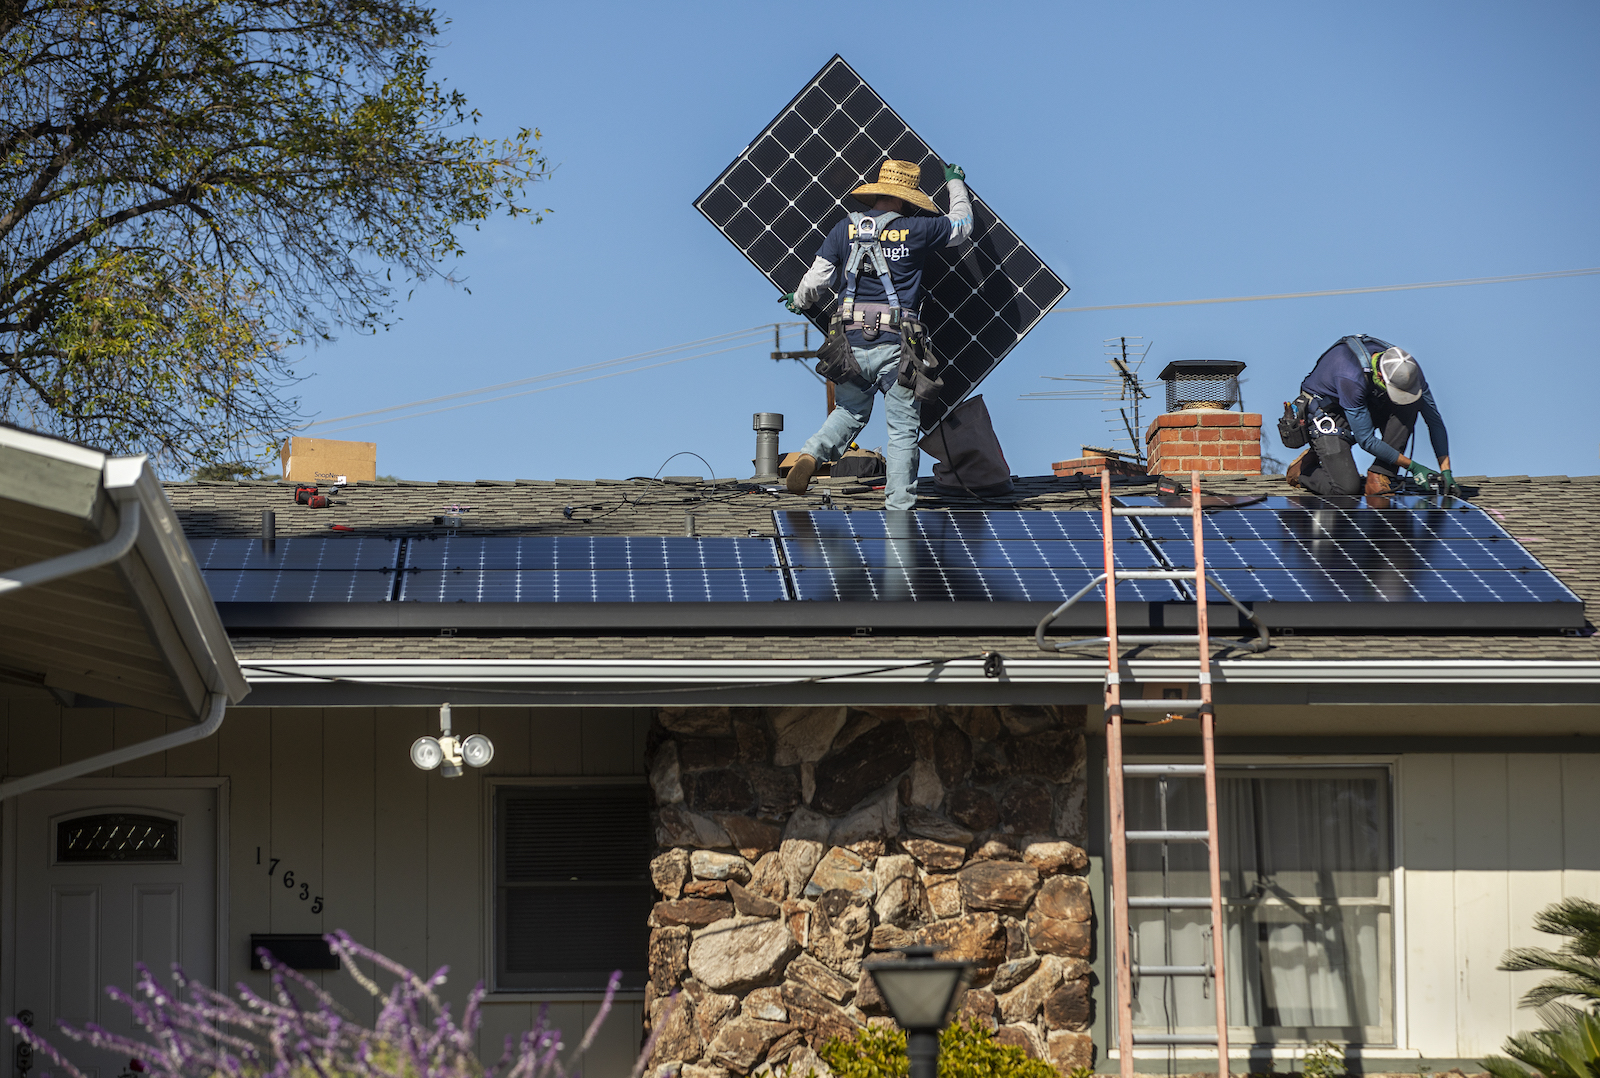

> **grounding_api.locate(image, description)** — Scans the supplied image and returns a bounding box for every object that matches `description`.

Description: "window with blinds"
[494,784,653,992]
[1124,766,1394,1045]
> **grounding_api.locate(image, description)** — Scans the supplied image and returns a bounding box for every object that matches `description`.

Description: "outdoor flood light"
[410,736,444,770]
[409,704,494,778]
[460,733,495,768]
[866,945,971,1078]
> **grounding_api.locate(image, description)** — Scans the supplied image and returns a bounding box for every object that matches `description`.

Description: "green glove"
[778,292,804,314]
[1440,469,1459,495]
[1406,459,1439,483]
[944,163,965,182]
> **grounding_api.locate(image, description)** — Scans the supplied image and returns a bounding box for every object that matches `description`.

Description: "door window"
[56,814,179,863]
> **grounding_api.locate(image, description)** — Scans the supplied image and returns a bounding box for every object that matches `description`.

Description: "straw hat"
[851,159,939,214]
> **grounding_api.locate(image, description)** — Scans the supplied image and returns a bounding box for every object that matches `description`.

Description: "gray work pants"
[1296,399,1420,496]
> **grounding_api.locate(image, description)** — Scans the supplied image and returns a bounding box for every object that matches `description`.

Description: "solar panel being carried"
[694,55,1068,431]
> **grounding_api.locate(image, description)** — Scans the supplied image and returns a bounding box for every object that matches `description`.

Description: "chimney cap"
[1156,359,1246,381]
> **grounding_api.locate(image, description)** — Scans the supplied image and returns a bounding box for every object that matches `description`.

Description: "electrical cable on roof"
[1046,267,1600,314]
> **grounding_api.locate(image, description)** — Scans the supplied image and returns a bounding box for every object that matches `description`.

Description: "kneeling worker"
[1287,334,1457,496]
[779,159,973,510]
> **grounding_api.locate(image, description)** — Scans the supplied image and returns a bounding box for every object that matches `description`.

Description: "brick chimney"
[1145,411,1263,474]
[1052,445,1148,478]
[1144,359,1262,475]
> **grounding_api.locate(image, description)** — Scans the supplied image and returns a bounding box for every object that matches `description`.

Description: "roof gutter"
[0,692,228,801]
[234,656,1600,708]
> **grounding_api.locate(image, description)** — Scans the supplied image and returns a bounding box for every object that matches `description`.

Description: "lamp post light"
[866,946,971,1078]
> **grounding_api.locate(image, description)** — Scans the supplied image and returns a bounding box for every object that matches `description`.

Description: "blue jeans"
[798,341,920,510]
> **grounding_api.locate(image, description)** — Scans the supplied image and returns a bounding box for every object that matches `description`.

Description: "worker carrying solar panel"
[777,159,974,510]
[1281,334,1456,497]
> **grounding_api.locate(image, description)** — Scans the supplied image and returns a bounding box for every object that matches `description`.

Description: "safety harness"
[1279,334,1396,447]
[840,210,904,339]
[811,210,943,403]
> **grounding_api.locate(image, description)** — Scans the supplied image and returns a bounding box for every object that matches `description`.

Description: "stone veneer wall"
[644,705,1093,1078]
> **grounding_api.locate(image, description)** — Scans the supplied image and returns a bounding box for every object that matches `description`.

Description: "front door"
[12,786,218,1078]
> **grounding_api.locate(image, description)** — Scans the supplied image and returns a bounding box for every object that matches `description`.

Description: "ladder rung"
[1114,635,1205,645]
[1134,964,1213,976]
[1125,829,1210,843]
[1133,1033,1220,1045]
[1114,570,1197,579]
[1111,507,1194,517]
[1118,699,1203,711]
[1128,896,1214,908]
[1123,763,1207,775]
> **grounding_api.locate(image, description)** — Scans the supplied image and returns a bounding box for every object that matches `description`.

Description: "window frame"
[1107,756,1402,1051]
[484,776,652,1000]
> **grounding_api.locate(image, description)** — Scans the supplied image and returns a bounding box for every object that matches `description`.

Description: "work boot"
[1365,471,1393,496]
[786,453,818,494]
[1285,450,1311,489]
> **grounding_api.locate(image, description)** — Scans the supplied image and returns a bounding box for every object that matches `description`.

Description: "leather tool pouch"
[1278,396,1308,449]
[814,316,868,388]
[895,318,943,402]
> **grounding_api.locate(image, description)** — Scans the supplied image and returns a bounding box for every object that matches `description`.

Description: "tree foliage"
[1484,898,1600,1078]
[1,0,548,470]
[817,1020,1062,1078]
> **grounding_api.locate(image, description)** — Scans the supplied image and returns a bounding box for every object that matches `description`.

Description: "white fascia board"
[103,456,250,704]
[238,657,1600,688]
[0,423,107,470]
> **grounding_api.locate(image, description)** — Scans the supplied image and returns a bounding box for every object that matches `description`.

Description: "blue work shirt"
[1300,338,1449,467]
[816,212,954,345]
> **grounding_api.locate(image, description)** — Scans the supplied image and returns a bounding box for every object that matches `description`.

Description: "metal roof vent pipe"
[752,413,783,482]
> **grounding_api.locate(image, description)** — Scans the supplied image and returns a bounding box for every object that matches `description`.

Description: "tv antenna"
[1020,336,1155,465]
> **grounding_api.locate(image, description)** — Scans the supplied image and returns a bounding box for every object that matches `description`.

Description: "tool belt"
[1278,393,1310,449]
[814,314,870,388]
[842,302,900,342]
[895,315,943,403]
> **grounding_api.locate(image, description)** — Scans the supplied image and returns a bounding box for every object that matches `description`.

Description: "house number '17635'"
[258,847,324,914]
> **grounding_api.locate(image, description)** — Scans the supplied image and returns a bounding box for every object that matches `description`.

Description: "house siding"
[1401,752,1600,1060]
[0,699,651,1078]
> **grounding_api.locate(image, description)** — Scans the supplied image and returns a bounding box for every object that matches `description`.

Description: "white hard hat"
[1375,347,1423,405]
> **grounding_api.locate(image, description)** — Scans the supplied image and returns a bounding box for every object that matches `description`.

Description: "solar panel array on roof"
[192,537,399,603]
[398,536,787,604]
[693,55,1068,432]
[200,501,1584,632]
[1116,494,1583,627]
[776,509,1179,604]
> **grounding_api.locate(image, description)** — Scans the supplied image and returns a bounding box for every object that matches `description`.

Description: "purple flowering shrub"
[6,931,666,1078]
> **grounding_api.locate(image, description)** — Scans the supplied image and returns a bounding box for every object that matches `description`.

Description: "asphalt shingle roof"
[165,471,1600,666]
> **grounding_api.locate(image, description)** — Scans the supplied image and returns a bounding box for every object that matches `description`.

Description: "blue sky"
[292,0,1599,482]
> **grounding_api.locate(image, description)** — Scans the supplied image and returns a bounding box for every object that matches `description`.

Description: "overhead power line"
[1047,267,1600,314]
[304,322,806,435]
[295,268,1596,435]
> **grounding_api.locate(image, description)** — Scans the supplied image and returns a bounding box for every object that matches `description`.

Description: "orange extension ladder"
[1035,471,1268,1078]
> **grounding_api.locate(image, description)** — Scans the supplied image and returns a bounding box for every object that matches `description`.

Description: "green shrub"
[818,1020,1061,1078]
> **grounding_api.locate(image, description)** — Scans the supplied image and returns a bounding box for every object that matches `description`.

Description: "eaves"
[237,657,1600,708]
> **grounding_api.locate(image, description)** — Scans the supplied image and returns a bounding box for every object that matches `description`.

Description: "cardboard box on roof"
[280,437,376,483]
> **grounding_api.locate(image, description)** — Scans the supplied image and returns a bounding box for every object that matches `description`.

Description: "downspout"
[0,691,227,800]
[0,483,232,799]
[0,499,141,595]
